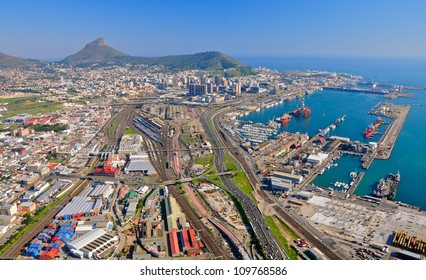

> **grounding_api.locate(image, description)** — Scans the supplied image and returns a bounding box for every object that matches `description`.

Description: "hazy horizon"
[1,0,426,59]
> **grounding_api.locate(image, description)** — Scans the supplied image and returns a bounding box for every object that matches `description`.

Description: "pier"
[374,104,410,159]
[365,102,411,162]
[348,172,365,194]
[324,86,412,98]
[361,151,376,169]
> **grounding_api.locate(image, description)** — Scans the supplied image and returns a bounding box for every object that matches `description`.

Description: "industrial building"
[118,134,143,158]
[89,183,114,199]
[67,228,118,259]
[307,152,329,165]
[35,181,70,204]
[140,220,164,243]
[124,153,157,175]
[125,201,138,219]
[293,191,313,201]
[271,171,303,184]
[164,196,186,231]
[0,203,18,215]
[18,201,36,213]
[168,231,181,257]
[396,250,422,260]
[56,196,102,218]
[270,177,293,193]
[179,228,201,255]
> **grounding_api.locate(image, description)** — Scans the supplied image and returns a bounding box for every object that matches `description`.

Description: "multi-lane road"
[205,105,346,260]
[201,108,289,260]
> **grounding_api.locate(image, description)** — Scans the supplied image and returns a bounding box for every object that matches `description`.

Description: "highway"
[211,106,346,260]
[201,107,289,260]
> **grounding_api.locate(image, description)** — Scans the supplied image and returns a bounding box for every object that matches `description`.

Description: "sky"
[1,0,426,60]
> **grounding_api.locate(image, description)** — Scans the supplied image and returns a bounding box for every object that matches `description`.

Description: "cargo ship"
[373,171,400,200]
[363,124,376,138]
[292,96,311,118]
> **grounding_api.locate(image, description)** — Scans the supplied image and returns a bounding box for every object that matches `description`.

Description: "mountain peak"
[85,38,107,48]
[62,38,128,66]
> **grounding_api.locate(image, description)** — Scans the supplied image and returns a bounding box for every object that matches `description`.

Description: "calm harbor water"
[237,56,426,210]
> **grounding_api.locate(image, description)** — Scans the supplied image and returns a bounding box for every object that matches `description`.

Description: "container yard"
[23,220,77,259]
[392,231,426,256]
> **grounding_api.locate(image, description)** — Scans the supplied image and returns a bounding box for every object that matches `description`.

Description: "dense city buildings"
[0,39,425,262]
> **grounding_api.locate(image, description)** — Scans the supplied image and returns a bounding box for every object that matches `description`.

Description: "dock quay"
[365,102,411,161]
[368,102,384,115]
[348,172,365,194]
[323,86,411,97]
[362,151,376,169]
[374,104,410,159]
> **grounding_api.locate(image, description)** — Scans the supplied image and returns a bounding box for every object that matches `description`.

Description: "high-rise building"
[234,83,241,95]
[206,83,213,94]
[214,75,222,86]
[200,76,207,84]
[188,84,207,96]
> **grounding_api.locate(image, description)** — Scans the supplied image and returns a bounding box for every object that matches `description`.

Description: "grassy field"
[125,127,136,135]
[0,96,40,104]
[0,99,62,119]
[223,153,238,172]
[106,116,119,138]
[204,167,224,187]
[194,153,214,166]
[231,170,255,202]
[221,153,255,201]
[263,216,299,260]
[182,134,199,145]
[277,218,299,239]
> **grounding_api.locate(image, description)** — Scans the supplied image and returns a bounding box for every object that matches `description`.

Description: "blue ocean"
[236,55,426,210]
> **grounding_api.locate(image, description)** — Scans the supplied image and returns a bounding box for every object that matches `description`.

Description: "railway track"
[272,205,342,260]
[202,108,288,260]
[2,180,90,259]
[167,187,232,259]
[138,115,231,259]
[259,189,342,260]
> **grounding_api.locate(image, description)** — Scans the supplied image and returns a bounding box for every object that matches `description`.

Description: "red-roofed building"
[94,165,121,177]
[24,118,39,125]
[179,229,201,256]
[47,163,60,170]
[168,231,181,257]
[189,228,199,249]
[37,116,53,124]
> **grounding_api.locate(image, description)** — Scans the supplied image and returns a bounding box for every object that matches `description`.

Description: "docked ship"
[373,117,385,129]
[276,113,291,124]
[373,171,400,200]
[292,95,311,118]
[334,115,346,126]
[363,124,376,138]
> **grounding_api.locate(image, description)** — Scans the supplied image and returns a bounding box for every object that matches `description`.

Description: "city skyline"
[1,0,426,59]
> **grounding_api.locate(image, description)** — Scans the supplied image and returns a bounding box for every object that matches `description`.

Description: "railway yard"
[1,73,424,262]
